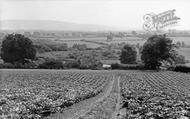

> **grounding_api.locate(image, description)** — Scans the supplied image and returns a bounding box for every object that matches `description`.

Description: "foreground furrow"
[78,77,120,119]
[47,76,115,119]
[111,77,121,119]
[0,70,111,119]
[1,70,190,119]
[119,72,190,119]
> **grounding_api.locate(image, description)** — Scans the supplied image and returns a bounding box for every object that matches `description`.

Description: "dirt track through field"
[47,76,115,119]
[76,76,121,119]
[111,76,121,119]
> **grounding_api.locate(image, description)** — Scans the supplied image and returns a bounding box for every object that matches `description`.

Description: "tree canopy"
[1,34,36,64]
[141,34,177,69]
[120,44,137,64]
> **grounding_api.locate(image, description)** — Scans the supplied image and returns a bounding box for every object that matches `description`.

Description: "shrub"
[22,62,38,69]
[64,60,80,69]
[0,62,38,69]
[0,63,14,68]
[120,44,137,64]
[38,60,64,69]
[173,65,190,73]
[111,63,120,69]
[111,63,144,70]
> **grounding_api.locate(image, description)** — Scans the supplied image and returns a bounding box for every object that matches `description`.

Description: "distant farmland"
[54,36,190,48]
[55,36,145,48]
[37,36,190,66]
[170,37,190,45]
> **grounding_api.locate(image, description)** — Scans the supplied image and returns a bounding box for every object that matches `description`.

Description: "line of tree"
[0,33,187,70]
[119,34,186,70]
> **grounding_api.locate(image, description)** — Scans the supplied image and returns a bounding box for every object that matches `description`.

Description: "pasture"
[54,36,190,49]
[1,69,190,119]
[170,37,190,45]
[54,36,145,48]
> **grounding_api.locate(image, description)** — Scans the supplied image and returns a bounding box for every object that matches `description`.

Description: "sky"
[0,0,190,30]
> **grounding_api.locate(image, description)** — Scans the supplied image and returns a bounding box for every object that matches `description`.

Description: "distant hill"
[0,20,120,31]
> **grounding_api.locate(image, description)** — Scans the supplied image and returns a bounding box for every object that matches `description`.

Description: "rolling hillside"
[0,20,118,31]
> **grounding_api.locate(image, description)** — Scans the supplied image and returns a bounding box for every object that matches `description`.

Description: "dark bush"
[111,63,145,70]
[64,61,80,69]
[1,34,36,64]
[0,62,38,69]
[38,60,64,69]
[120,44,137,64]
[22,62,38,69]
[0,63,14,68]
[173,65,190,73]
[111,63,120,69]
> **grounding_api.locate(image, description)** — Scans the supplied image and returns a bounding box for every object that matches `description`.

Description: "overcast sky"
[0,0,190,30]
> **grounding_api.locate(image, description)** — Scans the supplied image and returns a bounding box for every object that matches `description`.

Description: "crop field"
[0,69,111,119]
[119,71,190,119]
[1,69,190,119]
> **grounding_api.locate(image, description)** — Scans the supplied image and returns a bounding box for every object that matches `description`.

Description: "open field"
[0,69,111,118]
[170,37,190,45]
[51,36,144,49]
[1,69,190,119]
[120,71,190,118]
[57,40,101,48]
[37,51,72,60]
[53,37,190,48]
